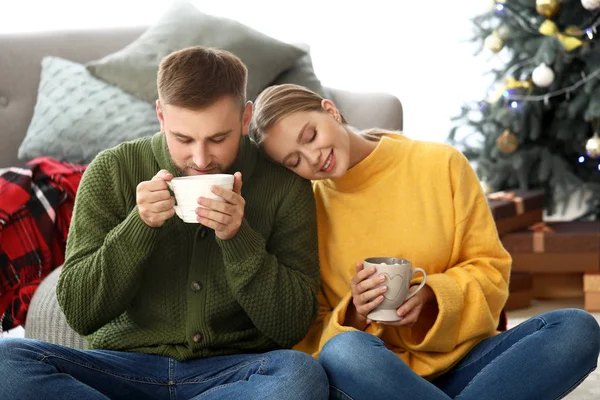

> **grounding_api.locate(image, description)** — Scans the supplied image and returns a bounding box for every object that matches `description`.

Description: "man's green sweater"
[56,133,320,361]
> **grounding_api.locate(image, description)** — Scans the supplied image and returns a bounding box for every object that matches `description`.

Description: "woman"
[249,84,600,400]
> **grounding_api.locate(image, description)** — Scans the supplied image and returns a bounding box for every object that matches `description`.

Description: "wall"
[1,0,493,143]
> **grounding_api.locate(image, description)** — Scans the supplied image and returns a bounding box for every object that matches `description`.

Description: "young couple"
[0,46,598,400]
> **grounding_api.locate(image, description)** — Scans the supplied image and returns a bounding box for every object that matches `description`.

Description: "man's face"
[156,96,252,176]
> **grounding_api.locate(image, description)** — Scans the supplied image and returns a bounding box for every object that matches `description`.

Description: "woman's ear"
[321,99,339,120]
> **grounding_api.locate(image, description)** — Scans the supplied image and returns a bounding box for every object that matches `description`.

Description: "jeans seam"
[330,386,354,400]
[38,355,167,385]
[256,357,267,375]
[169,358,176,400]
[177,358,266,384]
[452,316,547,373]
[554,366,596,400]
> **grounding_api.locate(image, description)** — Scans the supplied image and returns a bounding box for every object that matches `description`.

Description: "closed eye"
[176,136,192,144]
[291,159,301,168]
[210,136,227,144]
[288,129,317,168]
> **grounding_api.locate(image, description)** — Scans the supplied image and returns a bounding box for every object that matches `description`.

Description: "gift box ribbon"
[528,222,554,253]
[488,191,525,215]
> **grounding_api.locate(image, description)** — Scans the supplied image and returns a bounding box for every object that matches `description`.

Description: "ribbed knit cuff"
[399,273,463,350]
[217,219,266,263]
[107,207,161,256]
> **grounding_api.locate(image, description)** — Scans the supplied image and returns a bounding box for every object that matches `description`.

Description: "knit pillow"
[271,43,325,97]
[86,1,307,102]
[18,57,159,164]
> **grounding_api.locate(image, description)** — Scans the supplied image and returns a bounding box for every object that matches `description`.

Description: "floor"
[3,299,599,398]
[3,325,24,339]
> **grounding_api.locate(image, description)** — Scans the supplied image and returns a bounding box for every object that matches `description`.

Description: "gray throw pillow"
[86,1,306,102]
[18,56,160,164]
[270,44,325,97]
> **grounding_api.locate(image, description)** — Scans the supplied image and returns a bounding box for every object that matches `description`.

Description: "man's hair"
[157,46,248,110]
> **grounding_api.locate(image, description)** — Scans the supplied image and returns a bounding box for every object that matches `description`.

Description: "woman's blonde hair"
[249,83,399,147]
[249,84,347,146]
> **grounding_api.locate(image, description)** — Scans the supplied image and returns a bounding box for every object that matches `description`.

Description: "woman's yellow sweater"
[294,134,511,379]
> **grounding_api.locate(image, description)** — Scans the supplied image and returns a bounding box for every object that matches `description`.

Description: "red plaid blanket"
[0,157,86,331]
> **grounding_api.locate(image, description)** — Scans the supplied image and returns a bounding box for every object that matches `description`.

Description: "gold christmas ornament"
[536,0,560,18]
[485,32,504,53]
[497,130,519,153]
[586,133,600,158]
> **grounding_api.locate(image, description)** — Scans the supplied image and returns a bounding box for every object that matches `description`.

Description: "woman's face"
[261,101,350,180]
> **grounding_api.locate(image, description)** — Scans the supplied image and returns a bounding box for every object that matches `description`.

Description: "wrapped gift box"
[584,273,600,311]
[501,221,600,299]
[531,273,583,299]
[505,271,532,310]
[487,190,545,236]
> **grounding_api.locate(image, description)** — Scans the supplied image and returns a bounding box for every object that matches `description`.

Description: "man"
[0,47,328,399]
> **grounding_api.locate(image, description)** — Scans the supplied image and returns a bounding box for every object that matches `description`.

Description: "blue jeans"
[319,309,600,400]
[0,339,329,399]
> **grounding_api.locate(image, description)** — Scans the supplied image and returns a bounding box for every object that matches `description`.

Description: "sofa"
[0,28,403,169]
[0,23,404,346]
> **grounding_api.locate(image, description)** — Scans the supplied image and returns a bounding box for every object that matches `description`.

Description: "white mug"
[166,174,234,223]
[364,257,427,322]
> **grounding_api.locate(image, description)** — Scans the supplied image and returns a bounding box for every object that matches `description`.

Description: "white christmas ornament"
[582,0,600,11]
[532,63,555,87]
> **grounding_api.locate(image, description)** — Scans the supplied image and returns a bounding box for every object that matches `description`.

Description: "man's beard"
[178,163,223,176]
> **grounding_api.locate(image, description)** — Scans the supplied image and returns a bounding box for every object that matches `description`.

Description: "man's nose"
[192,145,210,168]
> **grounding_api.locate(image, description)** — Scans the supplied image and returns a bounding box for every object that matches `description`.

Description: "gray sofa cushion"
[271,44,325,97]
[18,56,159,164]
[24,266,88,349]
[86,1,306,102]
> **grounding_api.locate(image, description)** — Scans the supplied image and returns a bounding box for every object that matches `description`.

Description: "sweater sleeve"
[57,151,160,336]
[399,151,511,352]
[216,176,321,348]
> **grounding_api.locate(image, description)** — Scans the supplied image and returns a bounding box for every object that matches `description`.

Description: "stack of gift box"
[487,189,600,312]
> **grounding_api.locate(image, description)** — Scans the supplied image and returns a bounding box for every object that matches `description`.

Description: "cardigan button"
[190,281,202,292]
[192,332,203,343]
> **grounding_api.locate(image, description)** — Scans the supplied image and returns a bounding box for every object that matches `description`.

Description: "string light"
[510,101,519,109]
[587,28,595,40]
[506,67,600,102]
[579,156,586,163]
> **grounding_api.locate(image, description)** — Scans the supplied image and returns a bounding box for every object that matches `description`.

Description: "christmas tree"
[450,0,600,218]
